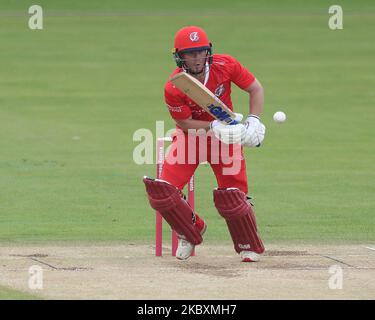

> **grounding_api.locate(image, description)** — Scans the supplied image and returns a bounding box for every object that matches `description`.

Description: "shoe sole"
[241,257,259,263]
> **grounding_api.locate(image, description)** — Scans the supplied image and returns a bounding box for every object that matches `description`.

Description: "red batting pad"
[143,177,203,245]
[213,188,264,254]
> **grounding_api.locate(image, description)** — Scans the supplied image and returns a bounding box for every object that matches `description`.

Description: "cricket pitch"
[0,243,374,299]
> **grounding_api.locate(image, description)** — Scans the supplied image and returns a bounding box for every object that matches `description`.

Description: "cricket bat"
[170,72,239,125]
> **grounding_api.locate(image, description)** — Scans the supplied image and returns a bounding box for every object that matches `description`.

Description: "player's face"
[182,50,208,74]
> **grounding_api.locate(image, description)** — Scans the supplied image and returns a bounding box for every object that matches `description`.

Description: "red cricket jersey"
[164,54,255,122]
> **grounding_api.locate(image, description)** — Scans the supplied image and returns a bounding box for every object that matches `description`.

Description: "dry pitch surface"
[0,243,374,299]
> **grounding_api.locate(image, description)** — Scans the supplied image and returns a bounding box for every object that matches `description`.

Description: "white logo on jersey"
[189,32,199,42]
[167,105,182,112]
[214,84,225,97]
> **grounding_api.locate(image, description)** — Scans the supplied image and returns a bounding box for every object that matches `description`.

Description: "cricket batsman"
[143,26,266,262]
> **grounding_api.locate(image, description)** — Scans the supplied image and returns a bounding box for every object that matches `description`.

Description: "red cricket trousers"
[161,130,249,194]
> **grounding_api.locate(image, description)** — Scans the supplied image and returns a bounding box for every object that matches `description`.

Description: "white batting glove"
[210,113,245,144]
[242,115,266,148]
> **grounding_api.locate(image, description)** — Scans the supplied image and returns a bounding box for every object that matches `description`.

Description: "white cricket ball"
[273,111,286,123]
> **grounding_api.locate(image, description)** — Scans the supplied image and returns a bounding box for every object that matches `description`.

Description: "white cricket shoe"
[176,223,207,260]
[176,238,195,260]
[240,250,261,262]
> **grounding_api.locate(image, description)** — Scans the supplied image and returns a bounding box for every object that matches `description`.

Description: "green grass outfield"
[0,285,42,300]
[0,0,374,245]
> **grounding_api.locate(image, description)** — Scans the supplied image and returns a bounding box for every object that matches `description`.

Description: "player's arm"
[241,78,265,147]
[244,78,264,118]
[175,116,211,132]
[229,57,266,147]
[209,56,266,146]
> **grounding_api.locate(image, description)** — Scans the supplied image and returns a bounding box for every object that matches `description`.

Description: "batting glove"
[210,113,246,144]
[242,115,266,148]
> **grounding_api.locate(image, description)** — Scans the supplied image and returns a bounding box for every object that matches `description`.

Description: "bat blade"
[170,72,238,125]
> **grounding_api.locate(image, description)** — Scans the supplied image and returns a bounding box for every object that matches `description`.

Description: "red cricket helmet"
[172,26,213,68]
